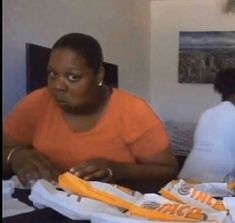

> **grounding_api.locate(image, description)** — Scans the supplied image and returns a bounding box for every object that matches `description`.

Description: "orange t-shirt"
[4,87,169,172]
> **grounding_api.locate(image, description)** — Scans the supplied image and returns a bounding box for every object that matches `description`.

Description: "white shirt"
[179,101,235,182]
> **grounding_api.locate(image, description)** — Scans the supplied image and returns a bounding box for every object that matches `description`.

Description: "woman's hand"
[10,148,59,187]
[70,158,121,182]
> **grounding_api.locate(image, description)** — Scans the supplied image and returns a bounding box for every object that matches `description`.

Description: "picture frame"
[178,31,235,84]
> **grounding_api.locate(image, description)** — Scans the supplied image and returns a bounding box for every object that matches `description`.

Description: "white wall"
[3,0,150,118]
[150,0,235,123]
[4,0,235,123]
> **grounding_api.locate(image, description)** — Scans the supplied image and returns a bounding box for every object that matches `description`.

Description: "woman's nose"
[53,78,68,91]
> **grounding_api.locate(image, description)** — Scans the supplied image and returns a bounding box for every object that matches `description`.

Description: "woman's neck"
[65,85,112,116]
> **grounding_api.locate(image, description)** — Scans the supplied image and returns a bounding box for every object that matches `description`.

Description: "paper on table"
[223,197,235,222]
[3,180,15,199]
[2,176,37,218]
[3,198,35,218]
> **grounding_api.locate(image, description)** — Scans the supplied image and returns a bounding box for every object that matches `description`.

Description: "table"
[3,189,90,223]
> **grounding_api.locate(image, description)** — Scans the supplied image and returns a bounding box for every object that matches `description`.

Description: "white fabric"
[29,179,228,223]
[3,180,15,199]
[2,179,35,218]
[29,179,125,220]
[179,101,235,182]
[223,197,235,222]
[91,212,228,223]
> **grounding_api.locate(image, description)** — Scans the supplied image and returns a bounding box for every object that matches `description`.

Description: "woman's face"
[47,48,102,114]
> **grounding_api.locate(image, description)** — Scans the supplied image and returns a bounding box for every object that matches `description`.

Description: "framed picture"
[178,31,235,84]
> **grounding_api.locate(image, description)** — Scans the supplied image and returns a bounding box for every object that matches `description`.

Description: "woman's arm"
[119,147,178,182]
[3,133,59,186]
[70,123,178,190]
[69,148,178,192]
[69,148,178,182]
[3,132,31,178]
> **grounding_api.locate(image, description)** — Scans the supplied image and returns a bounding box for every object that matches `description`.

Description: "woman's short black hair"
[52,33,103,74]
[214,68,235,101]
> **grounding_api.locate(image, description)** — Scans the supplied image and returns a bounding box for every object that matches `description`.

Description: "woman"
[179,68,235,182]
[3,33,178,190]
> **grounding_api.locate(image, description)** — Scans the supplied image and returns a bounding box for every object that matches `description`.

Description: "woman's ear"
[97,65,105,86]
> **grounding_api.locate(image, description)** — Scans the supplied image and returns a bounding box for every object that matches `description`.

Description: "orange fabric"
[4,87,170,172]
[59,172,200,222]
[160,181,227,212]
[59,172,133,210]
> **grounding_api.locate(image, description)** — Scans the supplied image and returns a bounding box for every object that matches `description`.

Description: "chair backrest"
[26,43,118,94]
[165,121,196,170]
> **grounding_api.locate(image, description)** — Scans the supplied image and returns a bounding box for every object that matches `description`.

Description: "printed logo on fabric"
[178,183,191,195]
[141,201,161,209]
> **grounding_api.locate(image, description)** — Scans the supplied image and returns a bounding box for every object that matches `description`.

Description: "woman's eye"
[48,71,57,79]
[68,74,80,82]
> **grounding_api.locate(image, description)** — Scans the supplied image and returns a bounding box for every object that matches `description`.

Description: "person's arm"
[70,148,177,181]
[3,132,60,186]
[69,148,177,193]
[118,148,178,182]
[3,89,59,185]
[116,147,178,192]
[3,133,59,185]
[3,132,31,178]
[70,125,178,190]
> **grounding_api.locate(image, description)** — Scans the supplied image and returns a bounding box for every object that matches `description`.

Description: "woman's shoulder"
[26,87,50,98]
[111,88,160,121]
[14,87,52,112]
[201,101,235,119]
[23,87,51,103]
[112,88,149,107]
[198,102,235,130]
[111,88,165,143]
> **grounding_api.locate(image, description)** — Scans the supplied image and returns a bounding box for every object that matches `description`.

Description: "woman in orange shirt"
[3,33,178,190]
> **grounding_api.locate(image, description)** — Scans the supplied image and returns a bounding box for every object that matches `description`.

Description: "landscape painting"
[178,31,235,83]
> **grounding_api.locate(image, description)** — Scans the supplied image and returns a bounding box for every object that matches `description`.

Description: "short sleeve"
[3,88,47,144]
[122,98,170,159]
[129,125,170,160]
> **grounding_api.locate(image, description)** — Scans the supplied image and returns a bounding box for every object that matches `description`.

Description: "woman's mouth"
[56,100,69,105]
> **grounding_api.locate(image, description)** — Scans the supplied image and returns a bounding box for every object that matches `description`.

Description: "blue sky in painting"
[179,31,235,49]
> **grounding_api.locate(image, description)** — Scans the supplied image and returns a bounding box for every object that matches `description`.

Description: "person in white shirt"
[179,68,235,182]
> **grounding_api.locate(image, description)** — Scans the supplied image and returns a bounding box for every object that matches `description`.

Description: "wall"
[150,0,235,123]
[3,0,150,118]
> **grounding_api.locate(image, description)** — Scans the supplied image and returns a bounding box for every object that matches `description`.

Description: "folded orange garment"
[58,172,204,222]
[59,172,132,210]
[160,180,227,212]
